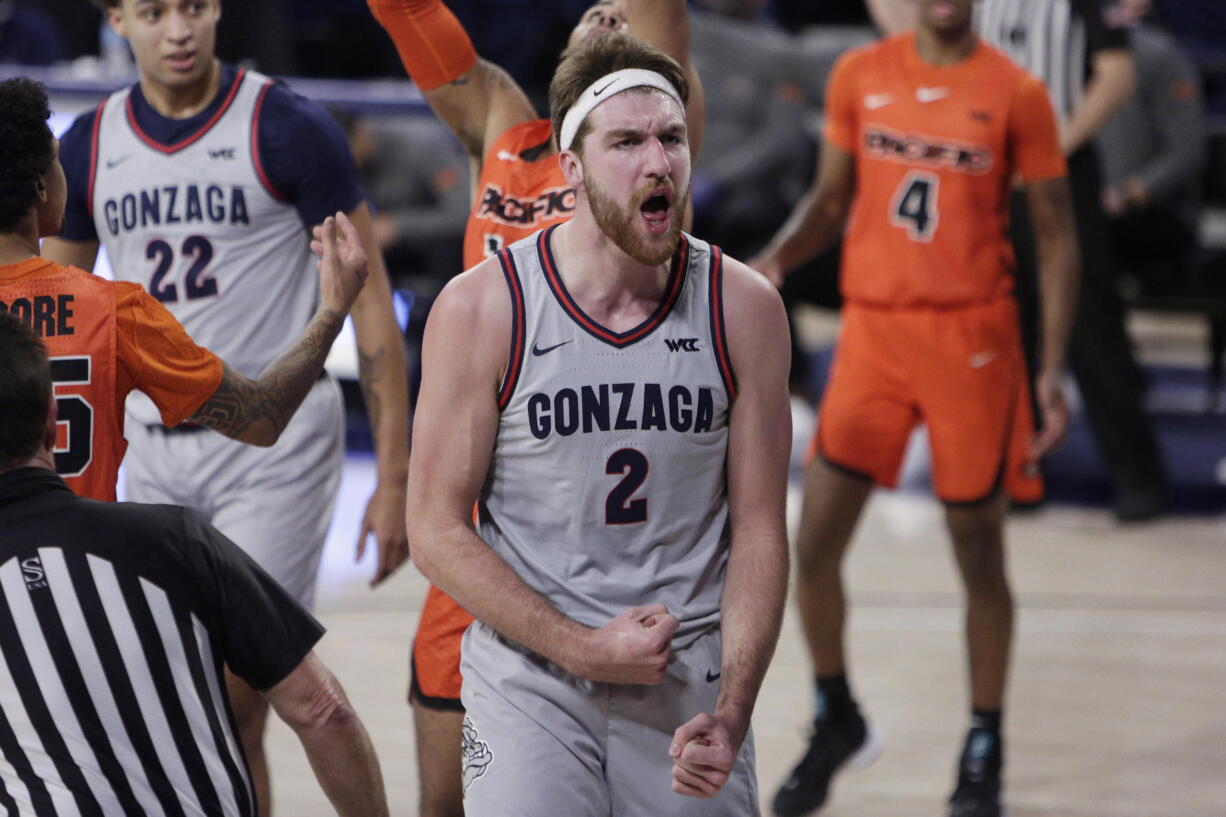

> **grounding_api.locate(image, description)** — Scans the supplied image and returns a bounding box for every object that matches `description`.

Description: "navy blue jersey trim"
[497,249,526,411]
[708,246,738,398]
[125,68,246,155]
[249,80,290,203]
[86,100,105,218]
[535,224,688,348]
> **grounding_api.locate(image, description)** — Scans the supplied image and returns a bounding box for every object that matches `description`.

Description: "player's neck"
[551,217,673,315]
[914,26,977,66]
[138,58,223,119]
[0,217,41,265]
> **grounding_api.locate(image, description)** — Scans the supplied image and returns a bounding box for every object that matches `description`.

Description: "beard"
[584,172,688,266]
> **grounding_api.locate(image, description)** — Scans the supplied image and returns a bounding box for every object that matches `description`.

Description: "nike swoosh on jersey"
[496,150,521,163]
[531,340,573,356]
[969,351,998,368]
[864,93,895,110]
[916,86,950,103]
[106,156,132,169]
[705,669,721,683]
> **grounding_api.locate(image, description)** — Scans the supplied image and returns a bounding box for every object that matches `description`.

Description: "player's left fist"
[668,712,738,798]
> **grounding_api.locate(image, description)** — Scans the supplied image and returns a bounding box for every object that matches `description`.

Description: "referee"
[0,313,388,817]
[868,0,1168,521]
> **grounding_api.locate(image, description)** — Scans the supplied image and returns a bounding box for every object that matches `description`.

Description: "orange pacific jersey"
[825,33,1067,308]
[0,259,223,501]
[463,119,574,268]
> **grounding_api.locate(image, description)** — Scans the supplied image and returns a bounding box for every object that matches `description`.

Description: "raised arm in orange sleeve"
[367,0,478,91]
[114,283,224,427]
[1010,75,1068,183]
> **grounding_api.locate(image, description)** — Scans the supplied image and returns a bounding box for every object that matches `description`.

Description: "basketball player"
[750,1,1079,815]
[366,1,702,813]
[0,76,368,503]
[43,1,411,813]
[407,33,790,816]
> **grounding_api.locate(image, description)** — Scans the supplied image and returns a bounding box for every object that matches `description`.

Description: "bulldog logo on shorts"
[461,715,494,790]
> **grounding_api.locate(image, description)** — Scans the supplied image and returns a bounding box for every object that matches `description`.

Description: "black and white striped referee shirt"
[976,0,1130,121]
[0,468,324,817]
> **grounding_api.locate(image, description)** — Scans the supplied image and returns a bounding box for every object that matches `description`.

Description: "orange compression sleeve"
[368,0,478,92]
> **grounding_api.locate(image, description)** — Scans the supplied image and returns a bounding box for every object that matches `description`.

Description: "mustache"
[630,180,681,209]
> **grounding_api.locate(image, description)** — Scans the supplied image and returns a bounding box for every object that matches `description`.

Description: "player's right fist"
[571,604,679,685]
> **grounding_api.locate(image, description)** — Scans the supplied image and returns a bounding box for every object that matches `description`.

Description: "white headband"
[558,68,684,151]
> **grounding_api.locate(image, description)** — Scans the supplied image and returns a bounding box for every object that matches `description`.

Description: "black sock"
[815,673,857,721]
[970,708,1002,734]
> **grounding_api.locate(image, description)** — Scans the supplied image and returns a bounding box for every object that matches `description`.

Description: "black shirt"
[0,468,324,816]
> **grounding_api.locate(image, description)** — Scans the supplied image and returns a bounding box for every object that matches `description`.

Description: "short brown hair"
[549,32,689,156]
[0,311,52,470]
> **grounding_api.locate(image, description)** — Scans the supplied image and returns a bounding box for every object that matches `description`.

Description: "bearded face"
[584,169,688,266]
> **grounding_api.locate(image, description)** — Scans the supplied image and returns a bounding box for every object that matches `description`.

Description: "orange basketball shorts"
[809,296,1042,504]
[410,584,471,709]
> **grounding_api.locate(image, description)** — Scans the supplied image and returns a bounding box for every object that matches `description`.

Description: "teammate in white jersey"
[408,33,790,815]
[43,2,411,814]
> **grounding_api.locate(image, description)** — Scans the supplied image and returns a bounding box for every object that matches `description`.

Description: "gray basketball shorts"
[123,376,344,608]
[459,620,759,817]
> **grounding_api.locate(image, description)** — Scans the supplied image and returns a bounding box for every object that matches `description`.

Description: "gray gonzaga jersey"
[89,69,316,424]
[480,225,737,646]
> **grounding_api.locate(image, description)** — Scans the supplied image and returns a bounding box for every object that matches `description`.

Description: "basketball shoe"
[772,710,882,816]
[948,727,1004,817]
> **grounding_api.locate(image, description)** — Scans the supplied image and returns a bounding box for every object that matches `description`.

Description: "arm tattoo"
[189,309,345,444]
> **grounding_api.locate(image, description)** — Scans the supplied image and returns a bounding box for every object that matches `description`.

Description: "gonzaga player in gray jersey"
[45,1,410,813]
[409,34,790,816]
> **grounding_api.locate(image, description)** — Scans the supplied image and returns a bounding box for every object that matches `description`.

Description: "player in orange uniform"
[751,2,1079,816]
[0,77,368,503]
[364,2,702,814]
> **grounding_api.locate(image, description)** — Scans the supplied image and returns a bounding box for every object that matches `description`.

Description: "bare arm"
[344,203,411,586]
[1063,49,1134,155]
[263,652,388,817]
[1025,176,1079,455]
[750,139,856,285]
[671,259,791,798]
[41,237,100,271]
[189,214,366,445]
[627,0,705,160]
[407,262,676,683]
[865,0,916,35]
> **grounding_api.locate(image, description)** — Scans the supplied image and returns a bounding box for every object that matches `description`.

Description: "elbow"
[239,424,281,448]
[406,520,440,582]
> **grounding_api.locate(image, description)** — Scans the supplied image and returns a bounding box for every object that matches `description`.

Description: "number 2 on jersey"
[50,356,93,477]
[890,171,939,242]
[147,235,217,303]
[605,448,648,525]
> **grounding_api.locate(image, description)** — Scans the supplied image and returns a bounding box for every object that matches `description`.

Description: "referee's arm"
[264,653,389,817]
[1062,47,1135,155]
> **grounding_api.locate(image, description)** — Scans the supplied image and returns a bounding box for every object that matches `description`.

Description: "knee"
[948,521,1008,593]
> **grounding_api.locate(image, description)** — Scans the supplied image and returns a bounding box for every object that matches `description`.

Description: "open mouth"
[639,191,672,233]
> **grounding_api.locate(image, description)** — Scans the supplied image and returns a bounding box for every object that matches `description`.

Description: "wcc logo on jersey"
[476,182,575,228]
[864,126,994,175]
[101,184,252,238]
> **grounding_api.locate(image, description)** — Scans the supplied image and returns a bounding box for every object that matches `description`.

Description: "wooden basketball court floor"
[264,313,1225,816]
